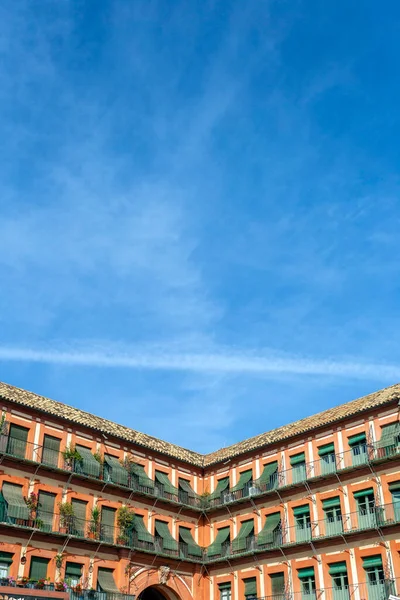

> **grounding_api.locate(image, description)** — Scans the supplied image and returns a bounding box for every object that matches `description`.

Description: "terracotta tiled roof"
[1,381,399,468]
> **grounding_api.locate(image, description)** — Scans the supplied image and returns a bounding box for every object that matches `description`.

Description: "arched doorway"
[139,586,177,600]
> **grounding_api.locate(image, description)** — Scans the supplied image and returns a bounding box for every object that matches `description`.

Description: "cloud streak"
[0,344,398,380]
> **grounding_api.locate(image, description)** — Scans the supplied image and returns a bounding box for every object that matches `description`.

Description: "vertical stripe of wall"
[255,457,261,479]
[317,556,325,590]
[337,429,344,454]
[307,440,314,463]
[259,568,265,597]
[233,571,239,600]
[209,576,214,600]
[348,549,360,593]
[171,466,177,487]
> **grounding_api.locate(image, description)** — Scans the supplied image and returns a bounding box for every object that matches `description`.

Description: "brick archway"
[130,568,194,600]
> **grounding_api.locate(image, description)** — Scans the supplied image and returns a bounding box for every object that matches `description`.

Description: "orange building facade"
[0,381,400,600]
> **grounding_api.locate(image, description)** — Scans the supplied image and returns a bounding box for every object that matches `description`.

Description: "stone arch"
[130,567,194,600]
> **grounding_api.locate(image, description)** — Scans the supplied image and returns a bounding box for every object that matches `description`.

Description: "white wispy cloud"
[0,344,398,380]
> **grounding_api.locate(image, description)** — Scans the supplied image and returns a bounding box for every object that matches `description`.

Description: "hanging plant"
[55,553,63,569]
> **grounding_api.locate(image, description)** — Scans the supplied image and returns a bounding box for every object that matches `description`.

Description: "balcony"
[255,580,397,600]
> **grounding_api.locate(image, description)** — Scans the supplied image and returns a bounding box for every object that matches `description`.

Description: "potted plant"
[35,578,46,589]
[58,501,75,533]
[25,492,39,519]
[200,490,210,509]
[88,587,97,599]
[62,445,82,469]
[73,582,83,594]
[55,553,63,569]
[88,505,100,539]
[17,576,30,587]
[55,579,67,592]
[34,518,44,530]
[117,505,134,544]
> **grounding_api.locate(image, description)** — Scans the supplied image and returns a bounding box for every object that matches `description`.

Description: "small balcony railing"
[255,580,397,600]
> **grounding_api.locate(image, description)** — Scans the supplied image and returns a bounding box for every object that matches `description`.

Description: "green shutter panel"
[71,498,87,535]
[134,515,154,544]
[155,471,179,496]
[348,433,366,446]
[353,488,374,498]
[37,491,55,530]
[29,557,49,581]
[378,423,400,448]
[271,573,285,595]
[219,583,232,590]
[298,568,315,579]
[257,462,278,486]
[322,497,341,509]
[318,443,335,456]
[179,478,198,498]
[2,482,30,520]
[101,507,116,543]
[389,481,400,491]
[231,470,253,493]
[0,551,13,564]
[329,562,348,575]
[293,505,310,516]
[179,526,203,557]
[362,556,383,568]
[7,424,29,458]
[232,520,254,552]
[207,526,231,557]
[65,562,83,578]
[258,512,281,546]
[209,477,230,500]
[244,577,257,597]
[42,435,61,466]
[97,568,119,593]
[290,453,305,465]
[104,455,128,487]
[155,520,179,552]
[130,463,155,491]
[75,446,101,478]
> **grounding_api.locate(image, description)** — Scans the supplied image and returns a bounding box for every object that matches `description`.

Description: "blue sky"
[1,1,400,453]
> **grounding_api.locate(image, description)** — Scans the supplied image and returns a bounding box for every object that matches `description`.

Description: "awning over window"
[218,583,231,590]
[290,452,305,466]
[329,562,347,575]
[155,520,178,552]
[29,557,49,581]
[104,454,128,487]
[348,433,366,446]
[362,555,383,569]
[232,519,254,552]
[389,481,400,492]
[209,477,229,500]
[322,496,341,509]
[257,461,278,485]
[298,567,315,579]
[207,526,230,557]
[130,463,155,491]
[353,488,374,498]
[244,577,257,597]
[318,443,335,456]
[0,551,13,564]
[97,568,119,593]
[293,505,310,516]
[179,478,198,498]
[2,482,29,520]
[231,470,253,493]
[378,423,400,448]
[65,562,83,578]
[179,526,203,557]
[76,446,101,478]
[134,515,154,544]
[155,471,178,496]
[258,512,281,546]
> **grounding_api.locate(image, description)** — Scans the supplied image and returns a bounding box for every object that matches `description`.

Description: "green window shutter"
[104,455,128,487]
[101,506,116,542]
[97,568,119,593]
[329,562,348,575]
[293,505,310,516]
[378,423,400,447]
[232,519,254,552]
[65,562,83,578]
[207,526,231,557]
[257,462,278,485]
[348,433,366,446]
[134,515,154,544]
[0,551,13,564]
[244,577,257,597]
[362,556,383,568]
[219,583,231,590]
[231,470,253,493]
[131,464,155,491]
[209,477,230,500]
[389,481,400,492]
[318,443,335,456]
[179,526,202,557]
[29,556,49,581]
[75,446,101,478]
[271,573,285,595]
[179,478,197,497]
[322,497,341,509]
[8,424,29,458]
[2,482,30,520]
[258,512,281,546]
[290,453,305,465]
[155,471,179,496]
[353,488,374,499]
[37,491,55,529]
[298,568,315,579]
[42,435,60,466]
[71,498,87,521]
[155,520,178,552]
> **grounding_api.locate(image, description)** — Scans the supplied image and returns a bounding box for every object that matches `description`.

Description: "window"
[389,481,400,521]
[154,471,178,499]
[178,478,196,504]
[329,562,349,600]
[207,526,231,558]
[257,461,278,491]
[378,422,400,458]
[71,498,88,537]
[0,552,13,579]
[7,424,29,459]
[41,435,60,467]
[290,453,306,483]
[154,520,179,555]
[232,519,254,553]
[29,556,49,581]
[270,573,285,599]
[231,469,253,498]
[75,445,101,479]
[100,506,116,543]
[293,505,311,542]
[65,562,83,587]
[244,577,257,600]
[37,491,56,531]
[209,477,230,506]
[298,568,316,600]
[348,434,367,466]
[258,513,281,548]
[97,568,119,594]
[362,555,385,600]
[322,497,342,536]
[354,489,376,529]
[318,443,336,475]
[219,583,231,600]
[179,526,202,558]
